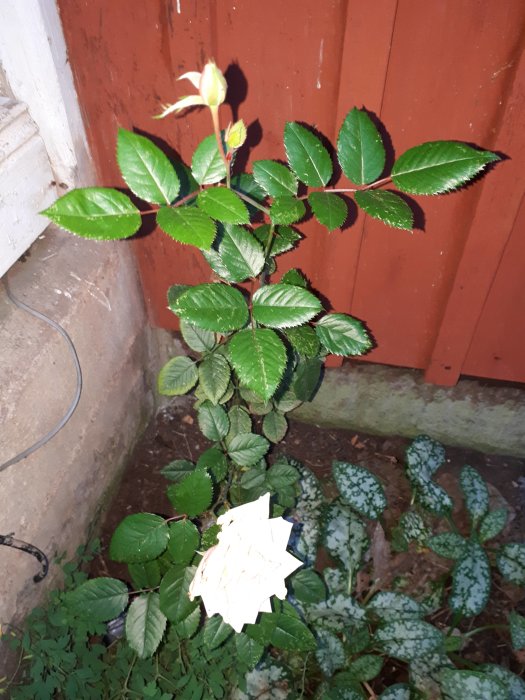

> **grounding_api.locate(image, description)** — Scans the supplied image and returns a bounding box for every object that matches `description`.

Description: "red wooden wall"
[57,0,525,386]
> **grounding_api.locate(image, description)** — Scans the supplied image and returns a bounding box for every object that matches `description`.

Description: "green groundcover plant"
[7,60,524,698]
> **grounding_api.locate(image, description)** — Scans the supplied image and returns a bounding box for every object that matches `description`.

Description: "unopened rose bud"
[225,119,247,150]
[199,60,227,108]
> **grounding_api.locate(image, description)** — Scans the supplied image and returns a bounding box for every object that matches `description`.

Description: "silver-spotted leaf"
[333,461,386,519]
[450,542,491,616]
[157,355,198,396]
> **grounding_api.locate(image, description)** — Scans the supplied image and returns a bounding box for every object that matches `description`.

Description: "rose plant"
[20,59,525,698]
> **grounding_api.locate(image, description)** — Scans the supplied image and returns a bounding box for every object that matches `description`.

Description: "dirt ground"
[91,395,525,681]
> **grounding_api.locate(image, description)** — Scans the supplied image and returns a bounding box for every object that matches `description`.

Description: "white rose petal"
[189,493,302,632]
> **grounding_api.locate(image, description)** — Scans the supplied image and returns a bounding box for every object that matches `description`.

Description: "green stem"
[446,611,463,637]
[236,190,270,216]
[464,624,509,639]
[445,513,460,535]
[210,105,231,188]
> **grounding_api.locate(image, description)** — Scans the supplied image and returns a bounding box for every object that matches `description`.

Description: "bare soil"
[91,396,525,684]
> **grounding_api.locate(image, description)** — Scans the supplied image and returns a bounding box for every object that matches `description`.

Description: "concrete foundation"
[0,225,156,625]
[294,362,525,457]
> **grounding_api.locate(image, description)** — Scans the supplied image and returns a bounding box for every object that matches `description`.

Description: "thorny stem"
[298,176,393,200]
[210,105,231,188]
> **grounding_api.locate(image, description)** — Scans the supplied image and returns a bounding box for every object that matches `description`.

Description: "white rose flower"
[188,492,302,633]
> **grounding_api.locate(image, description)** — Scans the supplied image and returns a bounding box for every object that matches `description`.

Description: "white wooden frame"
[0,0,91,277]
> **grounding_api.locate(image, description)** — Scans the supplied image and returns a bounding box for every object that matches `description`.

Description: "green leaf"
[510,611,525,650]
[428,532,467,559]
[161,459,195,482]
[308,192,347,231]
[406,435,445,483]
[201,524,220,551]
[191,133,227,185]
[315,628,346,677]
[67,577,128,622]
[167,283,190,307]
[284,122,332,186]
[392,141,499,195]
[197,447,228,482]
[252,159,298,196]
[273,388,302,413]
[157,356,198,396]
[346,654,383,682]
[172,283,249,332]
[231,173,266,217]
[285,325,321,357]
[460,465,489,526]
[168,520,200,565]
[322,501,368,574]
[293,357,323,401]
[42,188,141,239]
[266,461,300,491]
[229,328,287,401]
[240,463,267,493]
[125,593,166,659]
[440,669,507,700]
[128,560,161,589]
[354,190,413,230]
[337,107,385,185]
[497,542,525,585]
[479,664,525,700]
[203,615,233,650]
[450,542,491,616]
[333,461,386,519]
[270,612,316,651]
[280,268,308,287]
[159,565,198,623]
[270,196,306,225]
[253,224,302,256]
[235,633,265,669]
[198,353,231,404]
[110,513,169,563]
[227,433,270,466]
[416,480,453,516]
[226,405,252,442]
[291,569,326,604]
[375,619,442,661]
[197,187,249,224]
[197,401,229,441]
[204,223,265,282]
[167,469,213,517]
[156,207,216,251]
[378,685,411,700]
[116,128,179,205]
[253,283,321,329]
[367,592,423,622]
[315,313,372,356]
[179,320,216,352]
[479,507,507,543]
[262,410,288,443]
[174,605,201,640]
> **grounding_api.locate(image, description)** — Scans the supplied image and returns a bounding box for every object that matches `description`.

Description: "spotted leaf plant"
[38,61,518,699]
